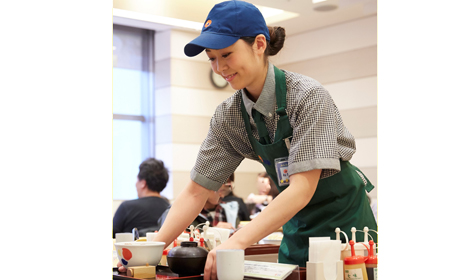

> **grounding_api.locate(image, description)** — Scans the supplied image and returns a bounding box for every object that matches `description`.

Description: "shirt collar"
[241,62,276,118]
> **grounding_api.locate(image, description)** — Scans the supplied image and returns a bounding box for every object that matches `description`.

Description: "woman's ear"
[253,34,267,55]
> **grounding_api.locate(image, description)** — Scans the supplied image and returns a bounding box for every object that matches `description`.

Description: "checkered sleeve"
[191,102,246,191]
[286,74,356,178]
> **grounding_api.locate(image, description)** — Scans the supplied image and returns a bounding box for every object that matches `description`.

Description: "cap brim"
[184,32,240,57]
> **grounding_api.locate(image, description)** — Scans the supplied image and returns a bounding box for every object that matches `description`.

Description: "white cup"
[115,232,133,243]
[146,232,158,242]
[216,249,244,280]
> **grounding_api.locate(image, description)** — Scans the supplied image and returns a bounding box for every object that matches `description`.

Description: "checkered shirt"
[201,204,227,227]
[191,63,356,191]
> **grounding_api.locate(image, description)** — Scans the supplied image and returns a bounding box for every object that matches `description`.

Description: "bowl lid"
[167,242,208,258]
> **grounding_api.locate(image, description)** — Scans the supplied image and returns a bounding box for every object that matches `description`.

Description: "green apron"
[240,66,378,267]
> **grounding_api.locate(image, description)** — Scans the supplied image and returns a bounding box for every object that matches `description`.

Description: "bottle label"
[345,268,364,280]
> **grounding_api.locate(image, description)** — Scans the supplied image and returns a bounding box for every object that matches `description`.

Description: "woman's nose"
[216,58,227,73]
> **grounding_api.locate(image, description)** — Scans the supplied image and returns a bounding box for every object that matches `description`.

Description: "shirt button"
[269,113,273,117]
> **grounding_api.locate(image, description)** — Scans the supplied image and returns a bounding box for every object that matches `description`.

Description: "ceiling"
[113,0,377,36]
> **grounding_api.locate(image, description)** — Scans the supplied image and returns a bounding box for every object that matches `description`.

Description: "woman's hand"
[203,240,245,280]
[116,261,127,273]
[215,222,235,230]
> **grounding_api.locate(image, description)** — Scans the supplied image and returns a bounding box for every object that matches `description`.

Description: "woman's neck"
[245,63,269,102]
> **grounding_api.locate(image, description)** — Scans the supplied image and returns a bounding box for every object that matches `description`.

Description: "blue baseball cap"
[184,0,270,57]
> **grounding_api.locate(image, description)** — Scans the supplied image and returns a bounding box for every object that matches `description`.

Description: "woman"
[247,172,279,217]
[221,173,251,223]
[119,1,377,279]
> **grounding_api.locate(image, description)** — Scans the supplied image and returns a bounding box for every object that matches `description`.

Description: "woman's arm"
[154,179,213,247]
[203,168,321,280]
[118,179,212,273]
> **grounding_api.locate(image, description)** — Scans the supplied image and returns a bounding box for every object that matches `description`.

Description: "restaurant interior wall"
[112,15,377,220]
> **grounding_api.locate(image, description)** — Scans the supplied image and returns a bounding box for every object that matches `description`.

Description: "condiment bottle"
[343,240,368,280]
[365,240,377,280]
[160,248,170,266]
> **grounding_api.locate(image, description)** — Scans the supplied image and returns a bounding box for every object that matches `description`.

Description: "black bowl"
[167,241,208,276]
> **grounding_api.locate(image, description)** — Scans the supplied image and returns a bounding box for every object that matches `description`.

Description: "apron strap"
[274,66,287,116]
[252,109,271,145]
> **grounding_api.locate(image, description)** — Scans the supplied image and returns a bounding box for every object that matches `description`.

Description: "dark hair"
[225,173,235,196]
[137,158,169,193]
[267,177,279,198]
[228,173,235,182]
[240,26,286,59]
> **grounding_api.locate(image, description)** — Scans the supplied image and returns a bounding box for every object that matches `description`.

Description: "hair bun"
[267,26,286,56]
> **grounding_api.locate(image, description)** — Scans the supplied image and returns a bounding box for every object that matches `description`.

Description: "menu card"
[244,261,298,280]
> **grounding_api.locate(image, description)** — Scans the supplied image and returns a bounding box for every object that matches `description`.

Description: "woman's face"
[205,185,227,209]
[257,176,271,195]
[206,38,266,94]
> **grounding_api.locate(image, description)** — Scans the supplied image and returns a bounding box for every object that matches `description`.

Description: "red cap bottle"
[343,240,368,280]
[365,240,377,280]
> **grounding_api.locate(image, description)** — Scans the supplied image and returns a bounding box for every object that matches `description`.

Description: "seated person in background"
[113,158,170,238]
[247,172,279,217]
[158,181,240,231]
[221,173,251,223]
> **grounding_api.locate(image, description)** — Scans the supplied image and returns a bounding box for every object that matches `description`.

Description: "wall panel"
[280,46,377,85]
[324,76,377,111]
[350,137,377,168]
[170,86,234,117]
[272,15,377,66]
[340,106,377,139]
[171,114,211,144]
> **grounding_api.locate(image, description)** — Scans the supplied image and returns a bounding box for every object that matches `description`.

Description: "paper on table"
[244,260,298,280]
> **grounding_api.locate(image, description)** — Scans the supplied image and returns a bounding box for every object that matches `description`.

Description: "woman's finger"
[210,255,218,280]
[203,249,216,280]
[117,261,127,273]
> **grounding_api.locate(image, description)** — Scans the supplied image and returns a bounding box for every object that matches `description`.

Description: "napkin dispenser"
[306,237,343,280]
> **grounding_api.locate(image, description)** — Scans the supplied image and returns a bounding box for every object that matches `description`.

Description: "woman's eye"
[222,53,231,58]
[208,57,215,62]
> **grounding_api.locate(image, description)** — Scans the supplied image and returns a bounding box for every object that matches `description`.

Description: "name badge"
[275,157,290,186]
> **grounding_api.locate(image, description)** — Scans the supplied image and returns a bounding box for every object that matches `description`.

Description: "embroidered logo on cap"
[204,19,212,28]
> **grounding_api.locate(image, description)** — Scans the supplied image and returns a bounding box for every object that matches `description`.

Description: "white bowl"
[114,241,165,268]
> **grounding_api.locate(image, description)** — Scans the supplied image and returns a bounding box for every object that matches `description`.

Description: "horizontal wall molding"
[113,114,146,122]
[279,45,377,85]
[271,15,377,66]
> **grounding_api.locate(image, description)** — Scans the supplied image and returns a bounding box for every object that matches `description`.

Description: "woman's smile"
[223,72,237,82]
